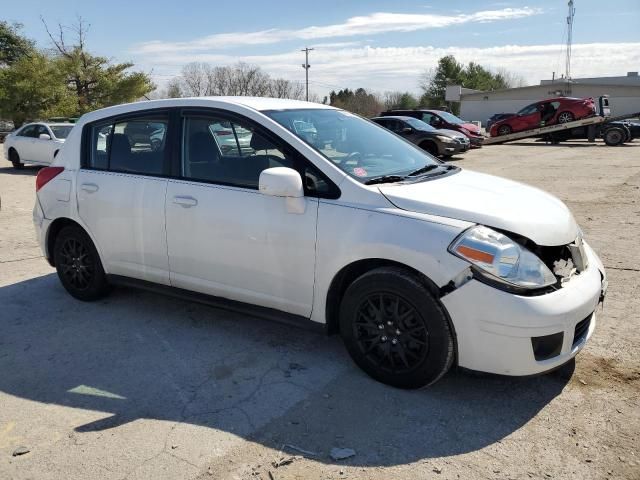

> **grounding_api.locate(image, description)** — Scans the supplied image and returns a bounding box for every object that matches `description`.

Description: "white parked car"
[33,98,607,388]
[4,122,74,169]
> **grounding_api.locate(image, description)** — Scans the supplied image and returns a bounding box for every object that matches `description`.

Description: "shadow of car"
[0,273,573,466]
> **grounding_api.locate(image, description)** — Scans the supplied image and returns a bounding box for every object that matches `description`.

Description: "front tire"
[339,267,455,389]
[9,149,23,169]
[419,141,439,157]
[53,225,111,301]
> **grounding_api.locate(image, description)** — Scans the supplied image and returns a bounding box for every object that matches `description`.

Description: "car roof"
[78,97,335,125]
[46,123,74,127]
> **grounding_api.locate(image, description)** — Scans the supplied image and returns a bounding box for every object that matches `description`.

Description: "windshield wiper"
[364,175,407,185]
[407,164,441,176]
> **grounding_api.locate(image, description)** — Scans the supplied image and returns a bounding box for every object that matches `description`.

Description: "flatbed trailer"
[483,115,609,145]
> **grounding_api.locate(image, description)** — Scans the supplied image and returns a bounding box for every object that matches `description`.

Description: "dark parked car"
[486,113,515,131]
[381,109,483,147]
[489,97,596,137]
[372,116,470,158]
[0,120,15,143]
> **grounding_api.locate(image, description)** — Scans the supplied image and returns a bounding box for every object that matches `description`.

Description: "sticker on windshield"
[353,167,368,177]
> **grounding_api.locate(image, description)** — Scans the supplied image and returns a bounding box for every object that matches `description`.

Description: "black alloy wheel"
[339,267,454,389]
[353,292,429,374]
[54,225,111,301]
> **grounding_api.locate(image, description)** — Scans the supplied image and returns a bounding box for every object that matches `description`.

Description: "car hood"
[460,122,481,135]
[379,169,579,246]
[436,128,467,139]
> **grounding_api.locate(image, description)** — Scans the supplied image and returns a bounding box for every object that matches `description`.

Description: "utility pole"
[301,47,314,101]
[565,0,575,93]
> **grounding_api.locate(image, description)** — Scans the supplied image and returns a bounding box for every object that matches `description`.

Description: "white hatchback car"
[4,122,74,169]
[33,97,606,388]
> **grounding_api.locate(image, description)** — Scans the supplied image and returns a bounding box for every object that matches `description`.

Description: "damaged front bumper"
[441,241,605,376]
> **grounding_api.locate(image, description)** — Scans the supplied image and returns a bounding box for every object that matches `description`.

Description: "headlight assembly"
[436,135,455,143]
[448,226,557,291]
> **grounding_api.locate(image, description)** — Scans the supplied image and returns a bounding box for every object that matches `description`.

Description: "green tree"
[0,21,34,66]
[0,51,76,127]
[43,18,154,114]
[419,55,514,114]
[419,55,465,108]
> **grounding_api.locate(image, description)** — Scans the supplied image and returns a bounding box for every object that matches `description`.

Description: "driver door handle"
[80,183,99,193]
[173,195,198,208]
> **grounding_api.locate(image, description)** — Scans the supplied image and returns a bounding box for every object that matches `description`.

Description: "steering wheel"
[345,151,362,165]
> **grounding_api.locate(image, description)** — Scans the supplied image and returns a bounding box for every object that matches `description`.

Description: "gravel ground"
[0,139,638,480]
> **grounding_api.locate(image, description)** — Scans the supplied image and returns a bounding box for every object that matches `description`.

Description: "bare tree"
[176,62,307,100]
[180,62,213,96]
[496,68,528,88]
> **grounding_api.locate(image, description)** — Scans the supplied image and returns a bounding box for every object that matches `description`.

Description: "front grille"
[573,315,592,347]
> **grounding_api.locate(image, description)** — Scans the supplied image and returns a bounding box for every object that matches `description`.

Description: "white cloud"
[144,42,640,96]
[132,8,541,54]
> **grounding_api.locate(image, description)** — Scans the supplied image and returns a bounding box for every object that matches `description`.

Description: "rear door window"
[86,114,169,175]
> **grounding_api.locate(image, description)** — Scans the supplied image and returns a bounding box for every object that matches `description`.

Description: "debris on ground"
[330,447,356,461]
[12,447,30,457]
[272,456,295,468]
[433,466,442,474]
[283,443,318,456]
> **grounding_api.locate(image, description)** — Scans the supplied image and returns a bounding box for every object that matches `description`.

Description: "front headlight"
[437,135,455,143]
[448,225,557,290]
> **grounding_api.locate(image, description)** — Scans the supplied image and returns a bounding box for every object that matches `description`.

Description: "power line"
[301,47,314,101]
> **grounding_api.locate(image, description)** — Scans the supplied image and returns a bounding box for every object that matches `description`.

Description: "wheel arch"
[418,139,438,154]
[45,217,87,267]
[325,258,459,366]
[325,258,446,331]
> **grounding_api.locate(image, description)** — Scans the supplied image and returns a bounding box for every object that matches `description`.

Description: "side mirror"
[39,133,51,140]
[259,167,305,214]
[401,127,413,134]
[259,167,303,198]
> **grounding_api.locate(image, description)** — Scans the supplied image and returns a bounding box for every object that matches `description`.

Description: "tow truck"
[483,96,639,146]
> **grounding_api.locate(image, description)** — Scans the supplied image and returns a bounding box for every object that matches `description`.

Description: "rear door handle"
[80,183,99,193]
[173,195,198,207]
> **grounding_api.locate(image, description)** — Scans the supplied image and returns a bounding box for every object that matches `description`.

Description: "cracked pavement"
[1,139,639,479]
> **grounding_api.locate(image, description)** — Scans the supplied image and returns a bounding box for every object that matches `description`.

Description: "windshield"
[404,118,436,132]
[264,109,440,182]
[49,125,73,139]
[436,111,465,125]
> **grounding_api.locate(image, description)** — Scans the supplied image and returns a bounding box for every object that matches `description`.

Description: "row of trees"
[159,62,306,100]
[329,55,526,116]
[0,19,154,127]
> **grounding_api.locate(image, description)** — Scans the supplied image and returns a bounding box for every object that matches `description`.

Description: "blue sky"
[4,1,640,96]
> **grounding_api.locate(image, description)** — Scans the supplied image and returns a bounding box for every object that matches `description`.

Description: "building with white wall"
[447,72,640,126]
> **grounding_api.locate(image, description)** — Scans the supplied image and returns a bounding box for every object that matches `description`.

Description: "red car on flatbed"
[489,97,596,137]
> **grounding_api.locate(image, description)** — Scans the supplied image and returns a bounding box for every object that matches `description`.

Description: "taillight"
[36,167,64,192]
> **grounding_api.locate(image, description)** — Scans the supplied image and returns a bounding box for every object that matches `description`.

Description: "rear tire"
[603,127,625,146]
[339,267,454,389]
[497,124,512,136]
[53,225,111,301]
[557,111,575,124]
[9,149,23,169]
